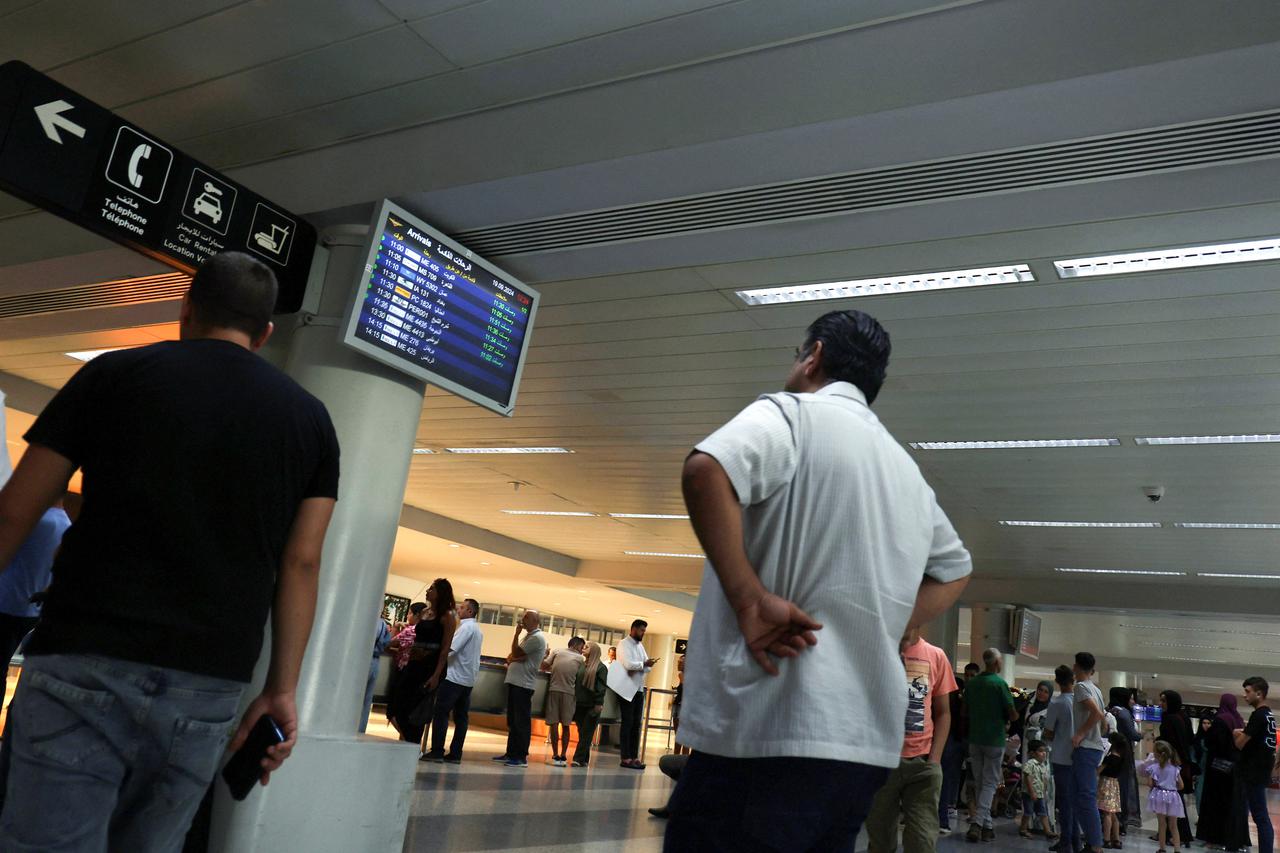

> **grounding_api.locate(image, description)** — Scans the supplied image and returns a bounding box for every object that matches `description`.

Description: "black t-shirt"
[1100,752,1124,778]
[1240,706,1277,785]
[24,339,339,681]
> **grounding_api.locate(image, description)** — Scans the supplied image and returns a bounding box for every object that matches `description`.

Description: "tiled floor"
[403,739,1280,853]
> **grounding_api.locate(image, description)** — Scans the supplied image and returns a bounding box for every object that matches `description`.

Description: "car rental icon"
[192,182,222,224]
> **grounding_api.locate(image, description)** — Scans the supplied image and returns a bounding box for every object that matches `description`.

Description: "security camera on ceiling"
[1142,485,1165,503]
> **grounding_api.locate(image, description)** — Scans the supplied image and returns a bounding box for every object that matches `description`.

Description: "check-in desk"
[469,662,620,745]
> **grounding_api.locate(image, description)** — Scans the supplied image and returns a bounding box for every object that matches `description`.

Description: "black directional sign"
[0,61,315,313]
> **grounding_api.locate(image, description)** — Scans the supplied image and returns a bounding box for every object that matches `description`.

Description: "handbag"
[1210,757,1235,774]
[407,683,437,727]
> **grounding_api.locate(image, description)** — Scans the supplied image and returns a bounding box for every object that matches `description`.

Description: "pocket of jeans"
[16,668,117,770]
[166,706,239,790]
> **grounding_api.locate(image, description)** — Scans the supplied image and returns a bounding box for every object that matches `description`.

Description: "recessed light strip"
[1134,434,1280,446]
[608,513,691,520]
[910,438,1118,450]
[445,447,573,454]
[1198,572,1280,580]
[66,348,125,361]
[411,448,435,455]
[1175,522,1280,529]
[1055,237,1280,279]
[735,264,1034,306]
[623,551,705,559]
[501,510,597,517]
[1055,567,1186,576]
[1000,521,1161,528]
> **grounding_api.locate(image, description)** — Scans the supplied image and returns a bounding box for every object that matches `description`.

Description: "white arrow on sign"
[34,100,86,144]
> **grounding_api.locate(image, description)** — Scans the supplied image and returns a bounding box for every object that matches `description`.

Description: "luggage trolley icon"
[253,222,290,254]
[246,203,296,264]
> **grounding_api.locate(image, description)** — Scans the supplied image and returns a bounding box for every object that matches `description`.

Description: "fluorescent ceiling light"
[66,348,124,361]
[411,448,435,455]
[1000,520,1161,528]
[1175,522,1280,529]
[1121,624,1280,638]
[1054,236,1280,279]
[735,264,1034,306]
[909,438,1118,450]
[623,551,705,559]
[1142,640,1280,653]
[1199,572,1280,580]
[1055,567,1186,576]
[1164,656,1229,664]
[1134,434,1280,446]
[608,513,691,520]
[501,510,597,517]
[445,447,573,454]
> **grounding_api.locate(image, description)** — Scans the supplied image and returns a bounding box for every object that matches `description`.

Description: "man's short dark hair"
[1074,651,1096,673]
[963,662,980,675]
[409,602,427,616]
[464,598,480,616]
[569,636,585,649]
[1054,665,1073,688]
[1244,676,1270,697]
[802,309,891,404]
[188,251,278,338]
[631,619,648,630]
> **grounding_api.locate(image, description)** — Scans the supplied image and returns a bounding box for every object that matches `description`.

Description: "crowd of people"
[932,653,1277,853]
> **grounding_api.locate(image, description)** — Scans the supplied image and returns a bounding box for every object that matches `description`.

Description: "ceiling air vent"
[453,110,1280,256]
[0,272,190,320]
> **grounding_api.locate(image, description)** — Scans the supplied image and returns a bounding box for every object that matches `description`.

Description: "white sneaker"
[553,758,566,767]
[939,827,952,836]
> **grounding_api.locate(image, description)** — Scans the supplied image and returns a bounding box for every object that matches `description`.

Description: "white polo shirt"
[678,382,972,768]
[445,617,481,687]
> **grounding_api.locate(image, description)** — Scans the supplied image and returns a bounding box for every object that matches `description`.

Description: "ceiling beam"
[963,577,1278,619]
[397,504,579,577]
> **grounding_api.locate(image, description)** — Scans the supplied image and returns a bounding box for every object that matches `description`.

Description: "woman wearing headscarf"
[1109,687,1143,833]
[1157,690,1195,847]
[1196,694,1247,847]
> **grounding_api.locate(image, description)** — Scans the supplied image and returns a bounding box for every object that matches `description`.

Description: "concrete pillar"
[970,604,1016,682]
[210,228,423,852]
[924,604,961,668]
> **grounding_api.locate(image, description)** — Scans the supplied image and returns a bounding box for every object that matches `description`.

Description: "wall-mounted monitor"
[341,199,540,417]
[1009,607,1042,659]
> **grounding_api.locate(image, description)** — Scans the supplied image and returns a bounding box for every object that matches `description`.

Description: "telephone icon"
[105,126,172,204]
[127,143,152,189]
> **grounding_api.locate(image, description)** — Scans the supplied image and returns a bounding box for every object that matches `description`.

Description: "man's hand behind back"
[734,591,822,676]
[229,691,298,787]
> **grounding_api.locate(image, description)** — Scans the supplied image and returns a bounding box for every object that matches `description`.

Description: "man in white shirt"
[1070,652,1105,853]
[609,619,657,770]
[667,309,972,852]
[495,609,546,768]
[423,598,481,764]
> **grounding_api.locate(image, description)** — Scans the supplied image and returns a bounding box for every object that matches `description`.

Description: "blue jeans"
[429,679,473,759]
[1052,761,1078,850]
[1246,782,1274,853]
[0,653,243,853]
[664,752,889,852]
[359,656,379,733]
[939,739,965,828]
[1072,747,1104,849]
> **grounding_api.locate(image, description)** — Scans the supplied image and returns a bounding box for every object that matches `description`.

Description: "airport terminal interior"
[1,1,1280,851]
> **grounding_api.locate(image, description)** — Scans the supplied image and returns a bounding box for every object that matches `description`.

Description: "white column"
[211,227,424,852]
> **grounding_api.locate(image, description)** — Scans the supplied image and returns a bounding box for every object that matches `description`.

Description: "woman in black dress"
[1157,690,1196,848]
[1109,687,1143,833]
[1196,694,1246,847]
[389,578,457,745]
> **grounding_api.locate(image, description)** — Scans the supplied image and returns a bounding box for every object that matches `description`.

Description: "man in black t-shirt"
[1234,676,1276,853]
[0,252,340,851]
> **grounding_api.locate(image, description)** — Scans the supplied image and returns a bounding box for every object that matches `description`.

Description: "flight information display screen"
[342,200,540,416]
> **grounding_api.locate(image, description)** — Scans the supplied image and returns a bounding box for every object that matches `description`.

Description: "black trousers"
[505,684,533,759]
[430,680,473,759]
[572,705,600,764]
[0,613,36,708]
[619,689,644,761]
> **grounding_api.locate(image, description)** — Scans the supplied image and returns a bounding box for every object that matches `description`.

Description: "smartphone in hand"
[221,714,285,800]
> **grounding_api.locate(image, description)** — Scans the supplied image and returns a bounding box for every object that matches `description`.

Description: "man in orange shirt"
[865,626,958,853]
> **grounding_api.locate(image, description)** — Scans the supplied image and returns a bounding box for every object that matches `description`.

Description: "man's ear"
[251,320,275,351]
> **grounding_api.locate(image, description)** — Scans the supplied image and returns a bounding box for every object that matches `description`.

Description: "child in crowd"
[1020,740,1057,839]
[1140,740,1186,853]
[1098,731,1128,849]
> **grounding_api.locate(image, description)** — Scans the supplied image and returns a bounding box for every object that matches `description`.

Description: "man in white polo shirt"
[423,597,482,764]
[667,309,972,853]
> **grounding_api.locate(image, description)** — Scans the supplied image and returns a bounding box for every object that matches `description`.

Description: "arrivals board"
[342,200,540,417]
[0,61,315,313]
